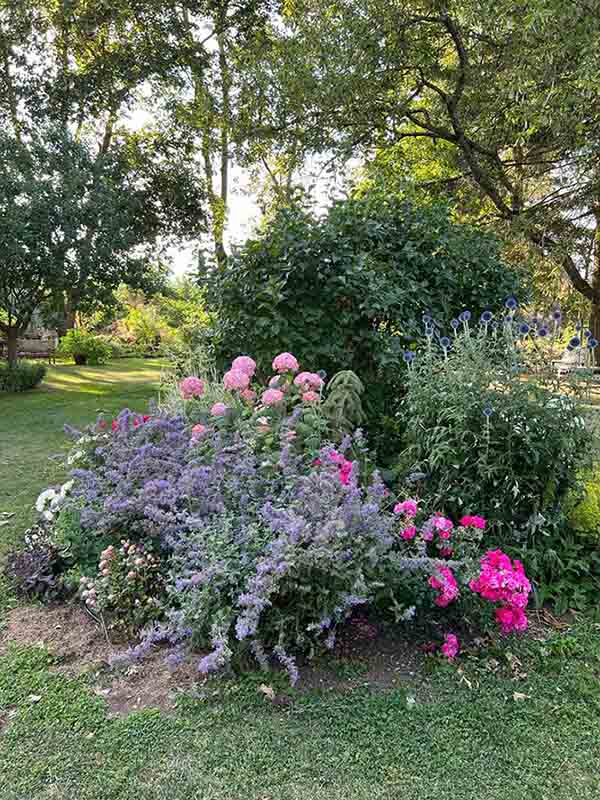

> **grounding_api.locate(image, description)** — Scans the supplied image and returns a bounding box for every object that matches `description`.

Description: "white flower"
[35,488,57,513]
[67,449,85,465]
[60,480,74,497]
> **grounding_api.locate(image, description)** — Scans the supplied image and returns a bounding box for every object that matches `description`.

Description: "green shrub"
[0,360,46,392]
[57,329,111,365]
[567,467,600,542]
[208,195,524,457]
[398,325,590,543]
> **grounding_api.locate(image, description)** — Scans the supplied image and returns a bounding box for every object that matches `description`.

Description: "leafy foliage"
[0,360,46,392]
[57,330,111,365]
[209,195,523,452]
[399,321,590,543]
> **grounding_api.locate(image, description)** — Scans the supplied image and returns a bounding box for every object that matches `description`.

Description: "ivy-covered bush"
[57,329,111,365]
[207,195,524,454]
[398,310,590,545]
[0,360,46,392]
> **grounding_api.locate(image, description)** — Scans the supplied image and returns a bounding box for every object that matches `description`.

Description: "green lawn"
[0,358,166,559]
[0,359,599,799]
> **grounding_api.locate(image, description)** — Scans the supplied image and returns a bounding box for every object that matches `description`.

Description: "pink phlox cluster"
[180,376,205,399]
[393,499,418,518]
[272,352,299,373]
[400,526,417,541]
[326,449,354,485]
[441,633,460,660]
[469,550,531,634]
[459,515,486,529]
[428,566,459,607]
[231,355,256,376]
[431,513,454,540]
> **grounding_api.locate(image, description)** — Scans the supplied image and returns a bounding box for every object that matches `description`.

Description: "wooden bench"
[0,340,57,364]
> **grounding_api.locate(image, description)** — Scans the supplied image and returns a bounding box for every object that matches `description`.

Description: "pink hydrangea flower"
[262,388,284,406]
[429,567,459,607]
[441,633,460,660]
[210,402,228,417]
[459,515,486,529]
[294,371,324,390]
[223,369,250,391]
[180,376,205,399]
[231,355,256,376]
[191,423,207,438]
[400,526,417,541]
[302,391,320,403]
[272,352,299,373]
[240,388,257,404]
[393,499,418,518]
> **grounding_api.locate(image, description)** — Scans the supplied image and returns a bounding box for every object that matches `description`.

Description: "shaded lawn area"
[0,358,166,563]
[0,621,599,800]
[0,358,599,799]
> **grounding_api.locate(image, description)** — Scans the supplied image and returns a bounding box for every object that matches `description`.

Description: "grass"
[0,623,599,799]
[1,358,599,799]
[0,358,166,558]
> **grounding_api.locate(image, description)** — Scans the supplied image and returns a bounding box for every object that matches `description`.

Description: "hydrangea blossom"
[261,388,284,406]
[294,371,324,390]
[180,376,205,399]
[223,369,250,391]
[191,423,207,439]
[272,352,299,373]
[240,388,257,403]
[210,402,228,416]
[231,355,256,376]
[302,391,320,403]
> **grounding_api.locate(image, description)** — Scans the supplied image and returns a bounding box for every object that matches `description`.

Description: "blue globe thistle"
[482,406,494,418]
[450,318,460,329]
[552,309,562,321]
[403,351,416,363]
[425,324,434,338]
[537,326,549,338]
[480,310,493,323]
[504,296,518,310]
[588,338,599,350]
[569,336,581,348]
[439,336,451,349]
[575,321,582,331]
[519,323,530,335]
[422,313,433,324]
[584,329,592,339]
[458,310,471,323]
[317,369,327,380]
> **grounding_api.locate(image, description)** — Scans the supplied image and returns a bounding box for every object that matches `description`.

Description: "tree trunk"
[591,211,600,367]
[7,327,19,367]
